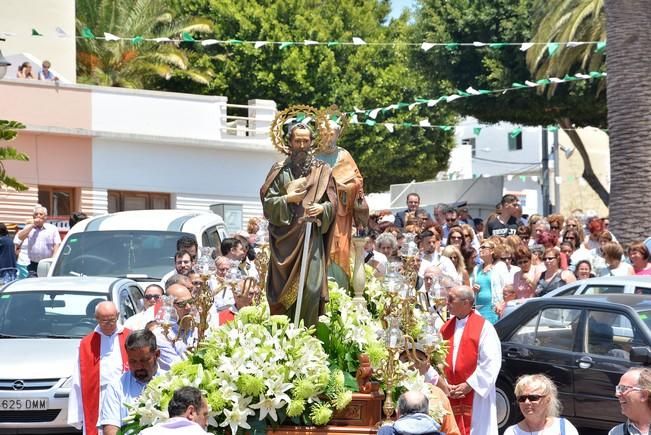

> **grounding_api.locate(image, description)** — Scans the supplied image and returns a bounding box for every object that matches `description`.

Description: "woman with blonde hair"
[504,374,578,435]
[603,242,635,276]
[442,245,469,285]
[470,240,507,324]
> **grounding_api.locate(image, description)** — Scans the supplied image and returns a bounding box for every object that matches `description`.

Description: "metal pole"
[389,180,417,207]
[553,129,561,213]
[541,128,550,215]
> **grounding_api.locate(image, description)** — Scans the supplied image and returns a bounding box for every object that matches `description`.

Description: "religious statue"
[260,105,338,327]
[314,107,366,288]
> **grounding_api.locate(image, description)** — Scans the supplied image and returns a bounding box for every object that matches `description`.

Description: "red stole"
[440,311,485,435]
[79,329,130,435]
[218,310,235,325]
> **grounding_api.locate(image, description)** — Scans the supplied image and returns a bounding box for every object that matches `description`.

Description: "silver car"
[0,277,144,434]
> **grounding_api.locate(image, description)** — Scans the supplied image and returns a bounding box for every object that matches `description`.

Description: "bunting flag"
[0,27,606,54]
[475,174,603,185]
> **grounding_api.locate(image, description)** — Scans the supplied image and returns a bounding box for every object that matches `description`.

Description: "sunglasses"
[446,218,457,223]
[450,235,463,240]
[174,298,194,308]
[543,256,557,261]
[616,385,643,395]
[550,226,560,230]
[480,245,491,249]
[144,294,162,301]
[517,394,544,403]
[564,237,576,240]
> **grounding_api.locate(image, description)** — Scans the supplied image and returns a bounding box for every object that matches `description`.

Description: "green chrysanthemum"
[206,389,227,413]
[310,403,333,425]
[365,341,388,367]
[169,359,193,376]
[293,378,317,400]
[286,399,306,417]
[237,305,266,324]
[203,348,221,369]
[269,315,290,328]
[333,369,345,390]
[236,374,265,396]
[333,389,353,411]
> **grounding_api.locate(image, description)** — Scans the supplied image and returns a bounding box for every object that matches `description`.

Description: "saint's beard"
[289,150,312,178]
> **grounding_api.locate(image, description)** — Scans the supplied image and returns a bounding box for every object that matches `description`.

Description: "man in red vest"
[440,286,501,435]
[68,301,131,435]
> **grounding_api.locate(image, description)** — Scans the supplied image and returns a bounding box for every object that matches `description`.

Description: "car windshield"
[52,230,187,279]
[0,291,108,338]
[636,309,651,331]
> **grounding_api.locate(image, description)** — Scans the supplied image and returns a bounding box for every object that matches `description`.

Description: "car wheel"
[496,377,518,434]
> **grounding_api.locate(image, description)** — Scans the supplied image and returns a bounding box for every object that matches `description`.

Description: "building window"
[462,138,476,157]
[508,133,523,151]
[38,186,75,217]
[107,190,170,213]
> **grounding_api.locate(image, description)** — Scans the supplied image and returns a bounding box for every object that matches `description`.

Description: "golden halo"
[270,105,331,155]
[319,105,350,152]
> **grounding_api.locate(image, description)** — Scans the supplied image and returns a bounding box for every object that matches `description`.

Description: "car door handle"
[505,347,524,358]
[578,355,593,369]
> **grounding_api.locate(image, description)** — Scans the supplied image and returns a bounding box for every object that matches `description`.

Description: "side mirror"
[630,346,651,365]
[37,258,53,277]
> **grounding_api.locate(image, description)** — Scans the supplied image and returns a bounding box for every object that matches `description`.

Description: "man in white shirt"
[15,205,61,275]
[441,286,501,435]
[98,329,163,435]
[68,302,131,435]
[139,386,208,434]
[153,283,197,370]
[417,230,460,283]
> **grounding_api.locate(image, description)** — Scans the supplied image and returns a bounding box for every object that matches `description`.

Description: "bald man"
[68,302,131,435]
[153,284,197,370]
[378,390,443,435]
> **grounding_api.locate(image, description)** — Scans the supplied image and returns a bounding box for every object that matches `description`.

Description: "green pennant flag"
[473,127,482,136]
[227,39,243,45]
[396,102,410,109]
[568,175,575,182]
[81,27,95,39]
[595,41,607,54]
[590,71,604,78]
[327,41,341,47]
[478,89,492,95]
[563,74,579,81]
[519,175,527,182]
[402,122,414,127]
[510,127,522,138]
[536,79,551,85]
[488,42,507,49]
[181,32,195,42]
[295,113,306,122]
[131,35,144,45]
[440,125,453,131]
[547,42,560,56]
[32,28,43,36]
[279,41,295,50]
[445,43,459,51]
[365,119,377,126]
[547,125,560,132]
[415,98,430,103]
[512,82,528,88]
[456,90,471,97]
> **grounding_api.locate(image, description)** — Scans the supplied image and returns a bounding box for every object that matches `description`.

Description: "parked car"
[503,275,651,317]
[494,294,651,433]
[38,210,227,282]
[0,277,144,434]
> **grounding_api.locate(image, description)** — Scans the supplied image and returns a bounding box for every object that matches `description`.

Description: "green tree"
[162,0,456,192]
[604,0,651,243]
[0,120,29,191]
[412,0,609,205]
[76,0,212,88]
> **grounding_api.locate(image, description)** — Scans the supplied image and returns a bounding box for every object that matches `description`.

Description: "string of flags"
[1,28,606,55]
[345,71,607,131]
[472,173,602,186]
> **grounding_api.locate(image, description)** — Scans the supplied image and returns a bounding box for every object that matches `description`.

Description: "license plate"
[0,398,49,410]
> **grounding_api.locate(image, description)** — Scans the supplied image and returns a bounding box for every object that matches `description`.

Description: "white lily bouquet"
[124,304,352,434]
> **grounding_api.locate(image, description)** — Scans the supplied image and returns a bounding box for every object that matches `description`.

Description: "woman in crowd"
[563,229,590,270]
[583,218,604,250]
[603,242,634,276]
[471,240,506,324]
[547,214,565,238]
[512,246,538,299]
[537,230,559,250]
[531,219,549,247]
[495,244,520,282]
[535,248,576,296]
[16,62,35,79]
[460,223,480,251]
[446,226,466,250]
[462,246,478,280]
[591,231,614,276]
[504,374,579,435]
[563,216,585,244]
[376,232,399,264]
[629,242,651,276]
[442,245,470,285]
[516,225,532,247]
[574,260,594,280]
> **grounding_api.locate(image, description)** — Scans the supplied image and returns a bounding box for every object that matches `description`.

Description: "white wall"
[0,0,76,82]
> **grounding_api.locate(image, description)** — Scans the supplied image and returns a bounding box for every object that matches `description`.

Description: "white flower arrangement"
[125,304,351,434]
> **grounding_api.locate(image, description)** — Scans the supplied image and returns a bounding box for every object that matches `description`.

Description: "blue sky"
[389,0,416,20]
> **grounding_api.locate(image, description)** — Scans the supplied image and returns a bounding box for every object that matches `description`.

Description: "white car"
[38,210,227,283]
[0,277,144,434]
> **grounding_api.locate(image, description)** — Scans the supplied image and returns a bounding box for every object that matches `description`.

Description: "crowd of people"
[363,192,651,324]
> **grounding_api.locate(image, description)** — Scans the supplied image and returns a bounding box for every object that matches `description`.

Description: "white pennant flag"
[202,39,219,46]
[353,106,363,113]
[369,108,381,119]
[466,87,481,95]
[427,99,439,107]
[473,41,487,47]
[566,42,586,48]
[0,32,16,38]
[153,37,172,42]
[103,32,121,41]
[421,42,435,51]
[550,77,564,83]
[579,177,587,186]
[507,175,514,181]
[303,40,319,45]
[531,175,539,182]
[55,27,69,37]
[446,95,462,103]
[408,103,419,111]
[352,37,366,45]
[419,119,431,127]
[520,42,534,51]
[254,41,268,48]
[555,176,563,184]
[350,114,359,124]
[385,123,395,133]
[525,80,538,87]
[575,73,591,79]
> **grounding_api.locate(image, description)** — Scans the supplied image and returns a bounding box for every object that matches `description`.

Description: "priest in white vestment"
[441,285,502,435]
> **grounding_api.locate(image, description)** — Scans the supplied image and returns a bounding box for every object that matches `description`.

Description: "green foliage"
[413,0,606,128]
[0,120,29,192]
[76,0,213,88]
[161,0,455,191]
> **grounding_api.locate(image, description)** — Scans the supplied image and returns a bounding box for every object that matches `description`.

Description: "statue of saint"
[260,107,337,327]
[314,118,365,287]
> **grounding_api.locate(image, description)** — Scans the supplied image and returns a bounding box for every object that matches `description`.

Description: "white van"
[38,210,227,282]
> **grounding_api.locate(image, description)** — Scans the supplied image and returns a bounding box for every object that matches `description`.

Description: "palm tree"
[525,0,609,207]
[603,0,651,243]
[76,0,212,88]
[0,120,29,191]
